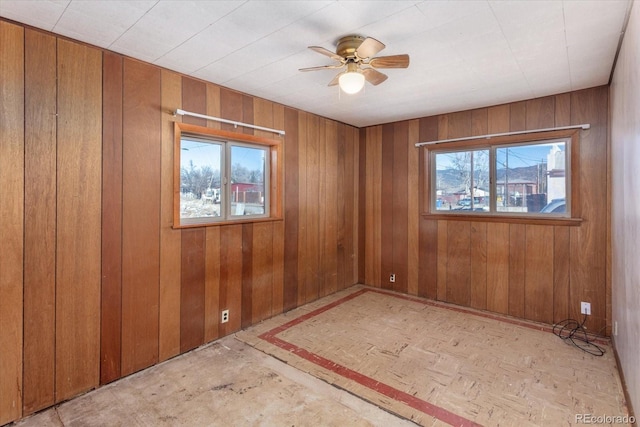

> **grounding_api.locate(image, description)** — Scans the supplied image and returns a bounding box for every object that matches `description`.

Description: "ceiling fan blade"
[309,46,344,62]
[356,37,385,59]
[362,68,388,86]
[328,72,342,86]
[368,54,410,69]
[299,64,345,72]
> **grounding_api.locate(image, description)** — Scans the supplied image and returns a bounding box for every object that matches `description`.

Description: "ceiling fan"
[299,35,410,94]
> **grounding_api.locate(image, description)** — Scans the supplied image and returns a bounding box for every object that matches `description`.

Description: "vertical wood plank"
[488,104,510,133]
[436,221,448,301]
[55,39,102,401]
[100,51,123,384]
[365,126,382,287]
[469,109,488,311]
[442,111,472,306]
[220,88,243,131]
[206,84,221,130]
[204,227,221,342]
[407,120,420,296]
[555,93,571,127]
[241,224,254,329]
[524,225,554,323]
[487,102,509,319]
[182,77,206,125]
[298,114,319,303]
[305,114,321,302]
[471,108,488,136]
[254,99,283,316]
[121,58,161,376]
[179,76,207,351]
[392,121,409,293]
[510,101,526,131]
[0,20,24,425]
[159,69,182,362]
[337,124,347,289]
[317,118,328,296]
[446,221,471,306]
[553,226,571,323]
[508,224,526,318]
[100,52,123,384]
[283,108,299,311]
[570,87,608,332]
[350,127,360,286]
[525,96,555,129]
[180,229,206,352]
[420,220,439,299]
[447,111,472,138]
[271,104,286,313]
[419,117,439,298]
[486,223,509,314]
[203,83,222,339]
[242,94,254,134]
[297,112,308,305]
[272,219,285,315]
[23,28,57,413]
[219,225,243,336]
[381,123,395,289]
[358,127,367,285]
[470,222,487,310]
[324,120,339,296]
[252,222,274,323]
[438,115,449,140]
[373,126,382,288]
[324,120,340,295]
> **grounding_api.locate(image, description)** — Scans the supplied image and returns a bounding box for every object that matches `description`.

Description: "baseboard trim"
[611,335,637,424]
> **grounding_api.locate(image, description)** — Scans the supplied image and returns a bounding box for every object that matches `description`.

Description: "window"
[430,133,574,218]
[174,123,282,227]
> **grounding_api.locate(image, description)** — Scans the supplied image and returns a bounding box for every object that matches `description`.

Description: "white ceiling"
[0,0,632,127]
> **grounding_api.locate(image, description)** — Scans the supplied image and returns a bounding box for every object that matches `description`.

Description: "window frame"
[173,122,283,228]
[422,128,582,226]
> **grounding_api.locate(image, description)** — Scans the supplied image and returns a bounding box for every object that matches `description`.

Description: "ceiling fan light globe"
[339,71,365,94]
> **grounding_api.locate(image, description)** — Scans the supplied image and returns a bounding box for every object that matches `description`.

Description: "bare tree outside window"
[431,139,568,216]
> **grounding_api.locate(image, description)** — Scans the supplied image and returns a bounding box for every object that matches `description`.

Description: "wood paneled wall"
[1,20,25,424]
[0,17,610,426]
[362,87,610,336]
[0,20,359,424]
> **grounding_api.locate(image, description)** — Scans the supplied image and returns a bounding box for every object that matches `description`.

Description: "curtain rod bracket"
[174,108,285,136]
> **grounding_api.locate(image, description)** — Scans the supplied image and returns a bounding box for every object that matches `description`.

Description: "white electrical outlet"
[390,273,396,283]
[221,309,229,323]
[580,302,591,316]
[613,321,618,336]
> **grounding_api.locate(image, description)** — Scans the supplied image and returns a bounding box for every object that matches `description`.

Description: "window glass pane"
[495,141,566,214]
[434,149,490,212]
[180,137,222,221]
[230,145,267,217]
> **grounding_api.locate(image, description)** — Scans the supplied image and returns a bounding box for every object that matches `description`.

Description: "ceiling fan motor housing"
[336,35,366,59]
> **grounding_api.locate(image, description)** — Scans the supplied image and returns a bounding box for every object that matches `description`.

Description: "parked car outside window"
[540,198,566,213]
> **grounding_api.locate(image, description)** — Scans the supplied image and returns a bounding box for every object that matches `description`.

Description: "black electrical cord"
[552,315,605,356]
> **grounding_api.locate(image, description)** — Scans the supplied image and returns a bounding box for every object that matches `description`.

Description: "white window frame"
[427,131,578,221]
[174,122,282,228]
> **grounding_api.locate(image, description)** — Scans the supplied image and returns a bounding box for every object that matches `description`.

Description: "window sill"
[420,212,583,226]
[173,216,283,229]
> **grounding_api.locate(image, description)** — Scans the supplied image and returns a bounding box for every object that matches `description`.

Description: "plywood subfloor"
[14,334,412,427]
[15,285,631,427]
[237,285,632,426]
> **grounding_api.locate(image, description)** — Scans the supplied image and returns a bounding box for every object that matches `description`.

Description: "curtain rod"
[414,123,590,148]
[174,108,286,136]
